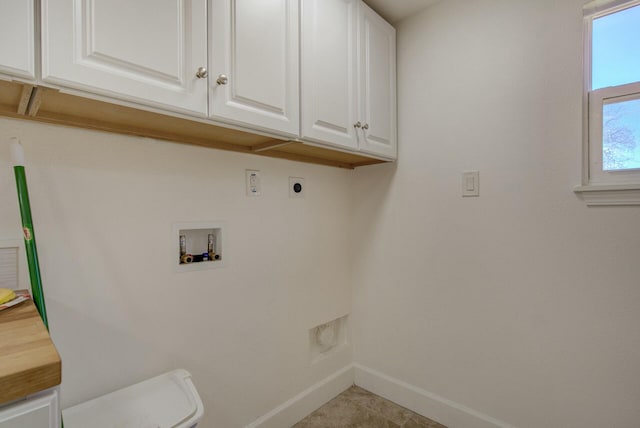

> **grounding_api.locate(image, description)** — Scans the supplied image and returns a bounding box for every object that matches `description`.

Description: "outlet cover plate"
[246,170,261,196]
[289,177,305,198]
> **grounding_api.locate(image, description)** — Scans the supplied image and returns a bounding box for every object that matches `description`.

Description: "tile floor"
[293,385,447,428]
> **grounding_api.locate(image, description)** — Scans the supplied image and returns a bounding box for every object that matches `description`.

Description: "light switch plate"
[462,171,479,197]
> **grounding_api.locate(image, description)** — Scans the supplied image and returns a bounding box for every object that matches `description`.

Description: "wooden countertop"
[0,295,61,404]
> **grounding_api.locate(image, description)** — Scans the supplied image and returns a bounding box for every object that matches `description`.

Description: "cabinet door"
[359,3,397,158]
[0,388,59,428]
[210,0,299,137]
[0,0,35,80]
[41,0,208,116]
[301,0,359,149]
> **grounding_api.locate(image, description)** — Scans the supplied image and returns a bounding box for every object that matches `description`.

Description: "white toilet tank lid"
[62,369,204,428]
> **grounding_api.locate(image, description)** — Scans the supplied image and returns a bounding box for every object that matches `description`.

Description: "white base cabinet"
[0,0,35,80]
[0,388,60,428]
[41,0,209,116]
[210,0,300,137]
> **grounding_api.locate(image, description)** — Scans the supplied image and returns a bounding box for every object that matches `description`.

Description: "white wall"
[351,1,640,427]
[3,2,640,427]
[0,117,353,428]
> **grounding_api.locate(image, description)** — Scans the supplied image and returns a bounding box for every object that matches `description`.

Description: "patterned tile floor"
[293,386,447,428]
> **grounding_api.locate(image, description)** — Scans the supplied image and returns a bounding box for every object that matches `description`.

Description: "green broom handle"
[11,139,61,427]
[11,138,49,330]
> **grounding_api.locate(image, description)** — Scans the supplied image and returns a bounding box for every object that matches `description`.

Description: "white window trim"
[574,0,640,205]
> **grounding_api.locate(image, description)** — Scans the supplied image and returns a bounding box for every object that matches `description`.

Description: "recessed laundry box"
[62,369,204,428]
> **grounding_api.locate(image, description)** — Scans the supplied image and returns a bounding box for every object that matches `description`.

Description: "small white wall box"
[309,314,349,364]
[173,222,226,272]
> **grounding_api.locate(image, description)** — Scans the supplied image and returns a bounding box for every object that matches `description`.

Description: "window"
[577,0,640,205]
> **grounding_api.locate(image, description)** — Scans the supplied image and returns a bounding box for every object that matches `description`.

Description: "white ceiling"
[363,0,442,24]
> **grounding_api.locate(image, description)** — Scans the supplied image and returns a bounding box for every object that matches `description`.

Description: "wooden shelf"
[0,296,61,405]
[0,80,390,169]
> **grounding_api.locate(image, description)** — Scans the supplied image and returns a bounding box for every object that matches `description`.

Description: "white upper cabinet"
[41,0,208,116]
[0,0,35,80]
[358,3,396,158]
[301,0,359,149]
[210,0,299,137]
[301,0,396,158]
[35,0,395,162]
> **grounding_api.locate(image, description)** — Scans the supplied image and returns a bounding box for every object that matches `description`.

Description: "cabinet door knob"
[196,67,208,78]
[362,123,369,130]
[354,121,362,128]
[216,74,229,85]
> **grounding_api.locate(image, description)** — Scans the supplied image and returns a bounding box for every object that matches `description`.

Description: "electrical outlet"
[289,177,305,198]
[246,170,261,196]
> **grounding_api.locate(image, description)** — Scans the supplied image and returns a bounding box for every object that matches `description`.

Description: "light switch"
[465,177,475,191]
[462,171,479,197]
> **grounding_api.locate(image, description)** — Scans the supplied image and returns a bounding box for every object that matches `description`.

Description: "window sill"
[574,184,640,206]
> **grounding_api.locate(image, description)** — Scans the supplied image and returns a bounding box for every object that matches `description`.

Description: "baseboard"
[245,365,354,428]
[353,364,516,428]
